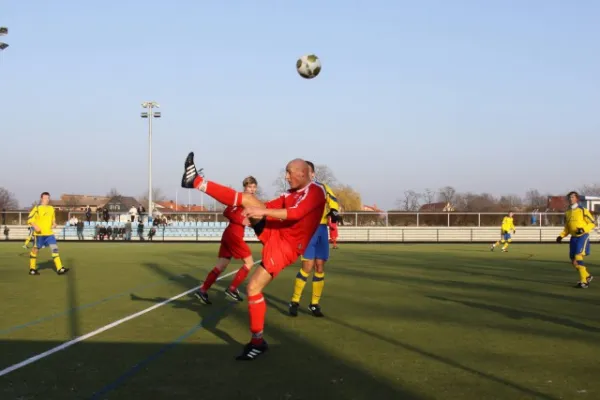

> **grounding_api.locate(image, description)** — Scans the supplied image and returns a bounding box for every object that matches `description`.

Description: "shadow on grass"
[261,293,561,400]
[427,295,600,333]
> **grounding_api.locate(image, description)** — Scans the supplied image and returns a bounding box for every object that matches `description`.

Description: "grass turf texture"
[0,242,599,400]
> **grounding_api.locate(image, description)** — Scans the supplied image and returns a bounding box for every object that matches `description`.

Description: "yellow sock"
[52,253,63,271]
[29,252,37,270]
[503,241,510,250]
[311,272,325,305]
[576,265,589,283]
[291,269,310,303]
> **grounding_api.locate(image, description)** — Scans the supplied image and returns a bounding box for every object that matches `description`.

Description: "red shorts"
[218,236,252,260]
[257,227,298,278]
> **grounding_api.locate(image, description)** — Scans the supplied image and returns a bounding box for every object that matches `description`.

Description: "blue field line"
[88,302,236,400]
[0,274,186,336]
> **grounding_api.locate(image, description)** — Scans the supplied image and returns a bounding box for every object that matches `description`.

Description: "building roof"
[547,196,568,211]
[49,194,111,207]
[419,202,455,212]
[155,201,208,212]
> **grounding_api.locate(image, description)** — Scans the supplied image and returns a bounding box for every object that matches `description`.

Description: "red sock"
[248,293,266,345]
[199,180,243,207]
[229,265,251,291]
[200,267,222,292]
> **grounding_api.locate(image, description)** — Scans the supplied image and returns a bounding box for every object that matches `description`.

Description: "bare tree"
[272,168,288,196]
[578,184,600,196]
[524,189,546,210]
[499,195,523,209]
[106,188,121,198]
[0,187,18,210]
[397,190,421,211]
[313,164,337,186]
[138,188,167,205]
[422,188,436,204]
[437,186,456,205]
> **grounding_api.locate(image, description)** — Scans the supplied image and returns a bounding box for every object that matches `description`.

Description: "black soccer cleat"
[56,268,69,275]
[29,269,40,276]
[289,301,300,317]
[574,282,589,289]
[194,290,212,305]
[235,340,269,361]
[308,304,325,317]
[225,287,244,302]
[181,152,203,189]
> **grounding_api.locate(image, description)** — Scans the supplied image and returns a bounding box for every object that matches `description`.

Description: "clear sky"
[1,0,599,210]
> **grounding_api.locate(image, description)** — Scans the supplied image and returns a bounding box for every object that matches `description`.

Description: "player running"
[181,152,325,361]
[490,211,516,252]
[27,192,69,275]
[289,161,340,318]
[556,191,596,288]
[194,176,259,304]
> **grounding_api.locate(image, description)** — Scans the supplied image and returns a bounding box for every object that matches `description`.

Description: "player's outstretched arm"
[244,189,325,221]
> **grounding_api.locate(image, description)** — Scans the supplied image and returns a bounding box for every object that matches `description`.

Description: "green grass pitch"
[0,242,599,399]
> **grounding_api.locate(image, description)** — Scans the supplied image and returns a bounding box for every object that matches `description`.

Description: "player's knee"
[315,260,326,273]
[301,260,314,274]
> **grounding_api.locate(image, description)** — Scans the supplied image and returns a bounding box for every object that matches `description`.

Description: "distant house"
[50,194,111,211]
[155,201,208,213]
[103,196,140,219]
[361,204,382,212]
[546,196,568,212]
[419,202,455,212]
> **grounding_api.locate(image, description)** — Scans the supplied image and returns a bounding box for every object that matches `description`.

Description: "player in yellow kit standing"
[27,192,69,276]
[490,211,516,252]
[289,161,340,317]
[556,191,596,288]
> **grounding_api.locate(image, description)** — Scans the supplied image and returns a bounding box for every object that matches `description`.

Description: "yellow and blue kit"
[301,181,339,262]
[558,205,596,261]
[500,215,515,241]
[27,204,64,273]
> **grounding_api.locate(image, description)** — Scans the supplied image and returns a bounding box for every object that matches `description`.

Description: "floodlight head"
[0,43,8,51]
[153,112,161,118]
[0,27,7,36]
[141,112,148,118]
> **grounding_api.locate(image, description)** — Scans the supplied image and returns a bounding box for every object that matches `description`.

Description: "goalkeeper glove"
[556,236,563,243]
[576,228,585,235]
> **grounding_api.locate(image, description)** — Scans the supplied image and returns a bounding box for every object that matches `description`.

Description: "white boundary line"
[0,261,260,377]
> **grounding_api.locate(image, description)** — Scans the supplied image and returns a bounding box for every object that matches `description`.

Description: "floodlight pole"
[141,101,161,223]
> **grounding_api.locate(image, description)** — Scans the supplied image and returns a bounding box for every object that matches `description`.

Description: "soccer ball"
[296,54,322,79]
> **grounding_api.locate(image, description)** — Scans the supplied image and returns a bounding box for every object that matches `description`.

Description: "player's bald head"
[285,159,310,189]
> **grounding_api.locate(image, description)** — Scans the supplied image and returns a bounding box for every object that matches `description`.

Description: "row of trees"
[3,180,600,213]
[396,184,600,212]
[271,165,362,211]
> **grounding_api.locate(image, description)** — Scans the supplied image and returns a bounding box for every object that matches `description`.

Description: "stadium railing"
[2,222,599,243]
[1,210,592,228]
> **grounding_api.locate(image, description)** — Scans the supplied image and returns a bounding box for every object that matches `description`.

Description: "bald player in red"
[181,152,326,361]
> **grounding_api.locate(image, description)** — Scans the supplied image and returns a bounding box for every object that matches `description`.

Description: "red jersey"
[222,206,246,242]
[264,182,326,255]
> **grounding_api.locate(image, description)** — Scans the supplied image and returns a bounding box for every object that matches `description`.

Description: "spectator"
[129,206,137,222]
[3,225,9,240]
[125,220,132,241]
[137,222,144,241]
[76,220,84,240]
[102,208,110,223]
[85,207,92,223]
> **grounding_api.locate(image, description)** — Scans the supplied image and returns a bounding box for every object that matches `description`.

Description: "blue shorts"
[302,224,329,261]
[502,231,511,241]
[35,235,57,249]
[570,234,590,260]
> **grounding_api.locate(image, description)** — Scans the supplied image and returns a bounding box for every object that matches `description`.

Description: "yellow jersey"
[27,205,56,236]
[315,182,339,225]
[501,216,515,233]
[559,206,596,238]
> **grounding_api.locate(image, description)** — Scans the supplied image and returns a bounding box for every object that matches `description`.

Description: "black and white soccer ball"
[296,54,322,79]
